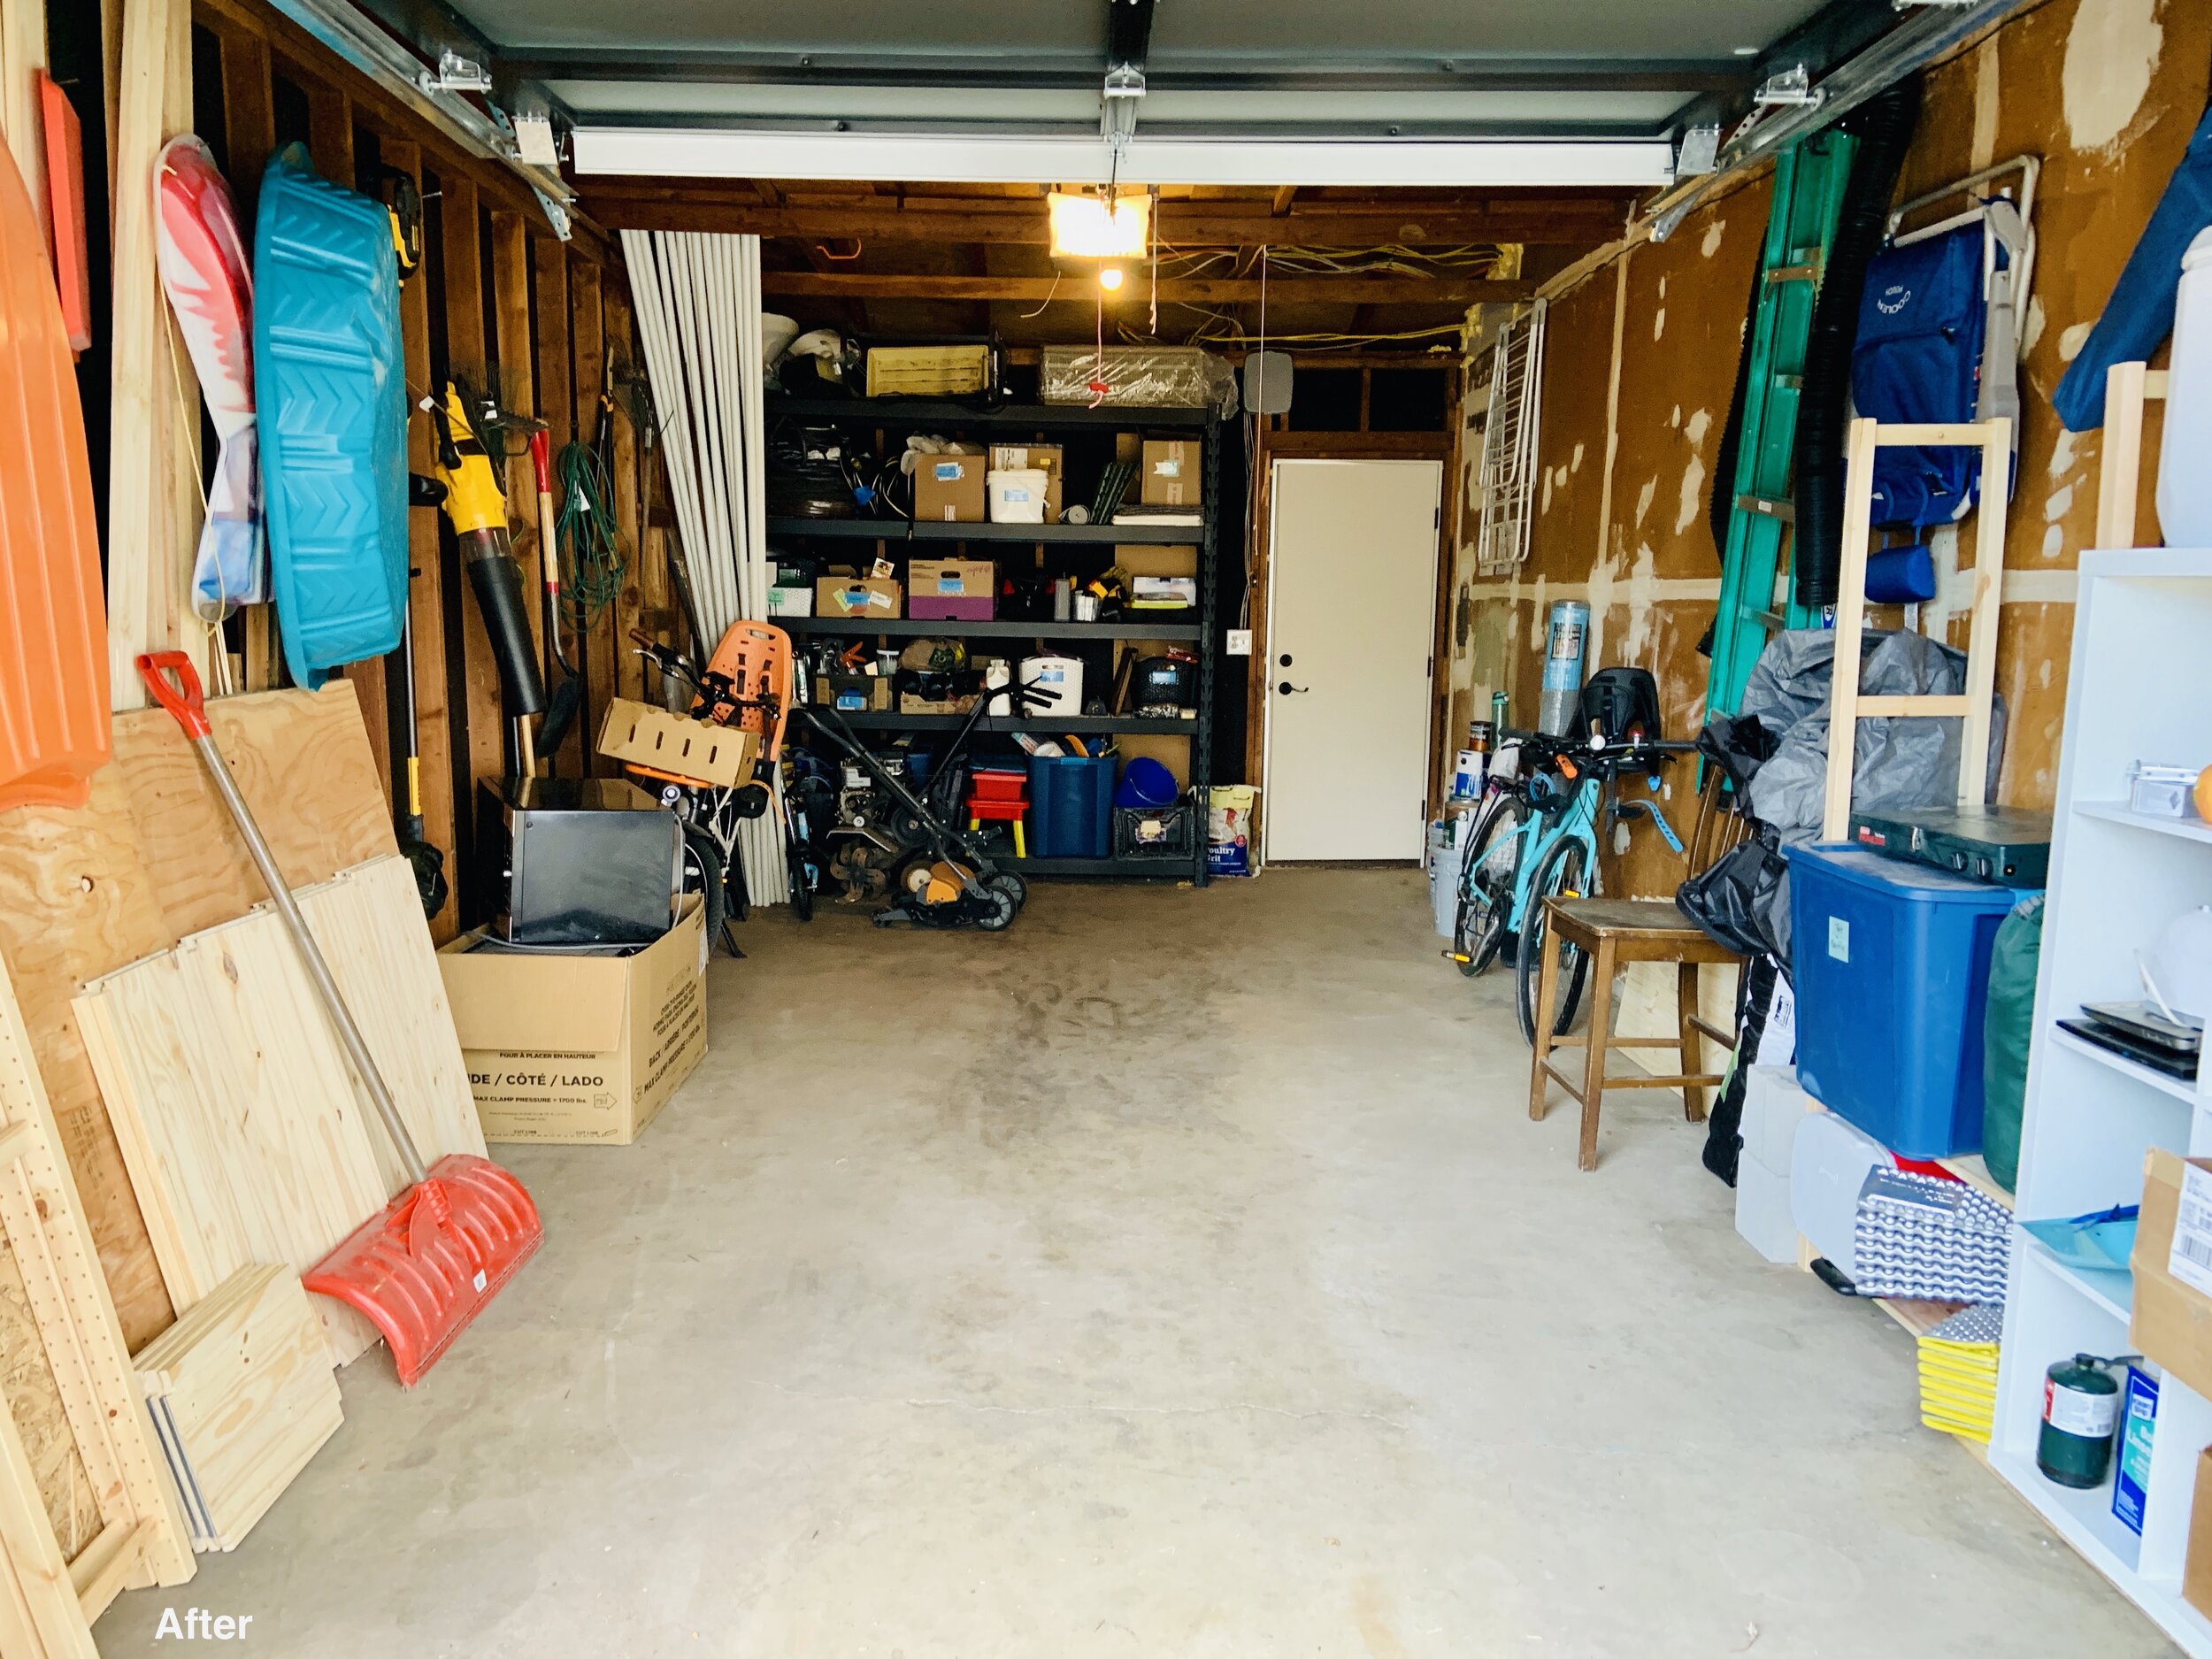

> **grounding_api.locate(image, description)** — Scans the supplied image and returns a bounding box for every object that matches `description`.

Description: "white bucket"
[988,468,1051,524]
[1019,654,1083,715]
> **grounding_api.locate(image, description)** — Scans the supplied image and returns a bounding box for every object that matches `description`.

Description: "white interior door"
[1263,458,1443,861]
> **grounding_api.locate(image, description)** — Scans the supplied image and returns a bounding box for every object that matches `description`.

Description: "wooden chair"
[1527,766,1750,1171]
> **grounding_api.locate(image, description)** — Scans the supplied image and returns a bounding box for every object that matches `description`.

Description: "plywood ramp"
[76,855,486,1369]
[0,682,397,1355]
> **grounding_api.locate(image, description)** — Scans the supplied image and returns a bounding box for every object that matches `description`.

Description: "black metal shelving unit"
[780,616,1201,642]
[772,396,1221,886]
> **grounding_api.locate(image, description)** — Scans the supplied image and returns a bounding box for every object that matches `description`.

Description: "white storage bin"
[987,468,1051,524]
[1735,1156,1800,1265]
[1740,1064,1822,1174]
[1789,1109,1893,1274]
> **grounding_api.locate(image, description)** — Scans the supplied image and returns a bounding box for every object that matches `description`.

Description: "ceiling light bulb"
[1099,265,1126,292]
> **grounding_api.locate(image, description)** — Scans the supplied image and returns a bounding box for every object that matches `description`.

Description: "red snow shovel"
[139,652,542,1386]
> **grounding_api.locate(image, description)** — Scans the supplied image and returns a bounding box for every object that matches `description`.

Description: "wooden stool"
[1526,765,1749,1171]
[1527,902,1741,1170]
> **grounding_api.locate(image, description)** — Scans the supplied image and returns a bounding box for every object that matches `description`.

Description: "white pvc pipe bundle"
[621,228,785,903]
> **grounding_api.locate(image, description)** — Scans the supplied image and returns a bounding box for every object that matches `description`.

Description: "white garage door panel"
[1263,459,1442,863]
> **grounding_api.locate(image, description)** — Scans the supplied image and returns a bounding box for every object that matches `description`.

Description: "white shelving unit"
[1993,548,2212,1652]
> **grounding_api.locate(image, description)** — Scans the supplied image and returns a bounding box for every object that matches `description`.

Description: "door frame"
[1259,456,1447,863]
[1241,417,1463,849]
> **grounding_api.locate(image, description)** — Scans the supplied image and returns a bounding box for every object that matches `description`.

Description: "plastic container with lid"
[987,468,1051,524]
[1786,842,2040,1157]
[1029,756,1113,858]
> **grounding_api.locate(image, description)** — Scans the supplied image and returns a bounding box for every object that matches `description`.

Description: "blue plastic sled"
[253,143,406,689]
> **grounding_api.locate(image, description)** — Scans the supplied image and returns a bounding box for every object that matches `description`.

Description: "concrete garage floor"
[103,869,2162,1657]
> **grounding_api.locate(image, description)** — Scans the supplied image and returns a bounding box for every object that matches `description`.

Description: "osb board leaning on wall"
[1449,0,2212,904]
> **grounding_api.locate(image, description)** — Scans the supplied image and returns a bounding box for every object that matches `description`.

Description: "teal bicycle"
[1449,733,1688,1044]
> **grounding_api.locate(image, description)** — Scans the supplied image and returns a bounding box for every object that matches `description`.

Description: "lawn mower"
[632,622,1042,931]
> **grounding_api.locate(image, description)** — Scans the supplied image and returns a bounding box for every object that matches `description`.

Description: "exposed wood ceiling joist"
[760,273,1531,305]
[580,181,1633,246]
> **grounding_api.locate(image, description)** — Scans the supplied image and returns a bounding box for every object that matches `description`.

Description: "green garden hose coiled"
[555,436,626,629]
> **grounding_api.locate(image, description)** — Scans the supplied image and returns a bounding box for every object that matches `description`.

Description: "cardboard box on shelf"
[767,585,813,617]
[913,447,987,522]
[900,688,979,716]
[908,557,995,620]
[2186,1447,2212,1617]
[814,673,893,712]
[595,697,757,788]
[1141,439,1200,505]
[2131,1149,2212,1400]
[816,577,902,619]
[988,444,1063,518]
[438,896,707,1145]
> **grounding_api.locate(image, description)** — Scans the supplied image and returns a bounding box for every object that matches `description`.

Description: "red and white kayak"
[155,134,263,617]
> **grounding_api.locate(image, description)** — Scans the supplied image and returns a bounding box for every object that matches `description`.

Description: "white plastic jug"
[2158,227,2212,548]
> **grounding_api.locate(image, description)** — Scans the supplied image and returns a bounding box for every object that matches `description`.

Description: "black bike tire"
[787,839,815,922]
[1515,836,1592,1045]
[680,823,730,953]
[1453,795,1527,977]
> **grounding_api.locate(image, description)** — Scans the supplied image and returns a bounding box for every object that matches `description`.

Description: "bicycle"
[1448,732,1690,1045]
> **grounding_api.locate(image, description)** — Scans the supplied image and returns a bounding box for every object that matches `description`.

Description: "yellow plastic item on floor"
[1917,1303,2001,1444]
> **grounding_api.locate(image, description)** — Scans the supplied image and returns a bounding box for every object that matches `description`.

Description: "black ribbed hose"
[1793,77,1923,611]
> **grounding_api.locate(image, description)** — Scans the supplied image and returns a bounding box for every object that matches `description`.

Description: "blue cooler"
[1785,843,2039,1158]
[1028,755,1114,858]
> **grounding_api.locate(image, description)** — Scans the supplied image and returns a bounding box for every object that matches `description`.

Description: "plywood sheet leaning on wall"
[0,953,194,1659]
[0,682,398,1355]
[74,854,487,1369]
[133,1264,342,1552]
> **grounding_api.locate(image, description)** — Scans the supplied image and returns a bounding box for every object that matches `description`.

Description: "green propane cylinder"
[2038,1353,2120,1489]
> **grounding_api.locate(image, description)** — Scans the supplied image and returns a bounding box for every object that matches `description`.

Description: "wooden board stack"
[133,1265,342,1551]
[74,854,488,1366]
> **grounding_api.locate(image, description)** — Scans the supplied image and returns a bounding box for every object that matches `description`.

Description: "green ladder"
[1704,132,1859,718]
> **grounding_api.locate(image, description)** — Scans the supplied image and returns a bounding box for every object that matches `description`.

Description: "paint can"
[1451,750,1485,800]
[2038,1353,2120,1489]
[1538,601,1589,735]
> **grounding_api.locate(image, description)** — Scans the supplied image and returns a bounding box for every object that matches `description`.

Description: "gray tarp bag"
[1740,627,2006,846]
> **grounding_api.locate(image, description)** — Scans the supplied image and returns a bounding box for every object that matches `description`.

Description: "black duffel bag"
[1675,817,1792,966]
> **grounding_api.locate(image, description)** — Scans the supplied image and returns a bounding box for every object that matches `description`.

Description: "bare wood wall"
[185,0,664,937]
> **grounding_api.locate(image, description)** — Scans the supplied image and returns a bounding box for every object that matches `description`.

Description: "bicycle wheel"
[1452,795,1528,977]
[680,823,729,952]
[1515,835,1593,1045]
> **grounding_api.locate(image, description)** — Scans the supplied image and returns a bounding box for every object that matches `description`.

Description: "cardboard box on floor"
[438,895,708,1145]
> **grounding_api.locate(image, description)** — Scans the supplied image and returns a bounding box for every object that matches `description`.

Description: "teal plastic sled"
[253,143,406,689]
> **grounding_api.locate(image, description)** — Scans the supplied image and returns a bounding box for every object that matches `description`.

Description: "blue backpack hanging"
[1850,221,1992,528]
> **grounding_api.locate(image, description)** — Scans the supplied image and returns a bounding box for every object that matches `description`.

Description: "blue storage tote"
[1028,755,1114,858]
[1786,843,2039,1158]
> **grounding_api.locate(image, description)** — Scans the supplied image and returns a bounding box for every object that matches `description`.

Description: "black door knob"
[1278,680,1309,695]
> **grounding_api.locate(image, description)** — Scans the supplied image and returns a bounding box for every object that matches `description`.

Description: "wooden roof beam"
[578,183,1633,247]
[761,272,1529,305]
